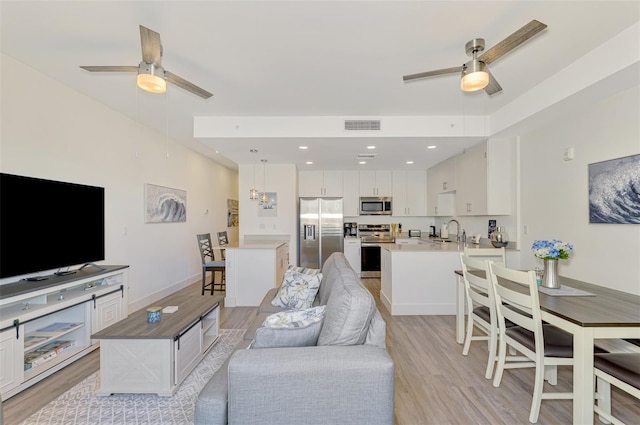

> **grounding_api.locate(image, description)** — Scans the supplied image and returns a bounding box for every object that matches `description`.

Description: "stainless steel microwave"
[359,197,392,215]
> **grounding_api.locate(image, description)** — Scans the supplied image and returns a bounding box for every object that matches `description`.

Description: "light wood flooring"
[3,279,639,424]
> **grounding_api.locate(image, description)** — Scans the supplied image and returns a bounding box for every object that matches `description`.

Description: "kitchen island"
[380,240,518,316]
[224,238,289,307]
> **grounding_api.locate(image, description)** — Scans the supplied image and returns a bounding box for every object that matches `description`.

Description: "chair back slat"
[197,233,214,263]
[460,254,493,310]
[489,263,542,336]
[464,247,506,266]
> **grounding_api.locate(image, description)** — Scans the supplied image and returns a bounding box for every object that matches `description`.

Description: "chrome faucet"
[447,219,460,242]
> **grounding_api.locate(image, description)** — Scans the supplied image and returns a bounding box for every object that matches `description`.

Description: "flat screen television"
[0,173,105,279]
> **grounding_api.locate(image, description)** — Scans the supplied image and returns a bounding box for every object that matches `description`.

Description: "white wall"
[238,163,298,261]
[519,85,640,294]
[1,54,239,310]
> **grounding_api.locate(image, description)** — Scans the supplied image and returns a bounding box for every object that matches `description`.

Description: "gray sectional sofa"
[194,252,395,425]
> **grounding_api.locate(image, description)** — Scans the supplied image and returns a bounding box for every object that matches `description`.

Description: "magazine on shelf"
[24,340,77,371]
[24,335,49,349]
[35,322,83,333]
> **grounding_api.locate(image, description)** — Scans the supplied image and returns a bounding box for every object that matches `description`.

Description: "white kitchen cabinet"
[392,170,427,216]
[427,159,456,217]
[342,170,360,216]
[456,139,512,216]
[299,171,343,197]
[343,238,362,276]
[359,170,392,196]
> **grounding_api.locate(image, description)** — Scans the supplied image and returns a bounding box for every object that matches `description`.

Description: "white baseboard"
[128,274,200,313]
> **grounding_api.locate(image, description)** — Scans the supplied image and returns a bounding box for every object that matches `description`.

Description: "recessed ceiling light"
[427,145,437,149]
[305,161,313,165]
[367,146,376,150]
[406,161,414,164]
[359,161,367,165]
[299,146,308,150]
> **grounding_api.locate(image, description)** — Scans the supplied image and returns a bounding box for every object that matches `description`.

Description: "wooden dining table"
[453,270,640,425]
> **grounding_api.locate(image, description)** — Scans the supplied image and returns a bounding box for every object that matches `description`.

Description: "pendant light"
[249,149,259,200]
[260,159,268,203]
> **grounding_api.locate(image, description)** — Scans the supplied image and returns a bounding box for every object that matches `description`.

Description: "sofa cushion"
[244,313,272,341]
[257,288,289,315]
[271,270,322,310]
[364,309,387,349]
[251,306,326,349]
[317,260,376,346]
[318,254,342,305]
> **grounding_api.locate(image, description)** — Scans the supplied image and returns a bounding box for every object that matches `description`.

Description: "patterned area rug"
[21,329,245,425]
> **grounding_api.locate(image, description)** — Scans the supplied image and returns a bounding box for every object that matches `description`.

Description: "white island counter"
[224,238,289,307]
[380,240,518,316]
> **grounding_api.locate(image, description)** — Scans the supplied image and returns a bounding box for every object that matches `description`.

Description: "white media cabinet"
[0,265,129,399]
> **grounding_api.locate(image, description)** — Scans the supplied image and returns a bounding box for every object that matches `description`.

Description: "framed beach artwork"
[227,198,239,227]
[588,153,640,224]
[144,184,187,223]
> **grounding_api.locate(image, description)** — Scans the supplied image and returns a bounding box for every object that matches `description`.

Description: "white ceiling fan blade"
[166,70,213,99]
[140,25,162,67]
[403,66,462,82]
[80,66,138,72]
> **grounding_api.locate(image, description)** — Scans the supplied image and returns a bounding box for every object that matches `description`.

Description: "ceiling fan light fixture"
[460,60,489,92]
[137,63,167,94]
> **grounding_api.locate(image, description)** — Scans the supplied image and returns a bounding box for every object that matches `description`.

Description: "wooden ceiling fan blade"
[483,68,502,95]
[140,25,162,67]
[479,19,547,65]
[166,71,213,99]
[403,66,462,82]
[79,65,138,72]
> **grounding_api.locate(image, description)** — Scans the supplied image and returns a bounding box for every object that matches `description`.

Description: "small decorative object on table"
[490,226,509,248]
[531,239,574,289]
[147,306,162,323]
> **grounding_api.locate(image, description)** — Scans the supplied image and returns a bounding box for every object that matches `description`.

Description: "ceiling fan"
[403,19,547,95]
[80,25,213,99]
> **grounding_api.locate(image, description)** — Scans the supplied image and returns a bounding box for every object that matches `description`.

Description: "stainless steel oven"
[358,224,394,277]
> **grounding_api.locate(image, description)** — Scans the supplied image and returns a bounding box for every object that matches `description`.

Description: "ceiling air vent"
[344,120,381,131]
[357,153,377,159]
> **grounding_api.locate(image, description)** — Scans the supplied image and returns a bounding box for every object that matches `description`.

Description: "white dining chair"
[463,246,506,266]
[488,263,574,424]
[459,253,499,379]
[594,353,640,425]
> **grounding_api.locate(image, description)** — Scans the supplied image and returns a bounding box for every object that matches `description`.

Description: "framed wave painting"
[588,153,640,224]
[145,184,187,223]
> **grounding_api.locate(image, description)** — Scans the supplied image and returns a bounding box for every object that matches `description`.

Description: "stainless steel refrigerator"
[299,197,344,269]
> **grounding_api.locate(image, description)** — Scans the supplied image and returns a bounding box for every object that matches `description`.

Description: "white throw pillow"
[251,306,326,349]
[271,270,322,310]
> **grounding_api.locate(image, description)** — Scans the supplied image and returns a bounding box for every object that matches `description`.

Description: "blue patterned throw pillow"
[251,306,326,349]
[271,270,322,310]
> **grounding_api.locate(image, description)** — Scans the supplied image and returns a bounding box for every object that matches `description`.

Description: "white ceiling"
[2,1,638,170]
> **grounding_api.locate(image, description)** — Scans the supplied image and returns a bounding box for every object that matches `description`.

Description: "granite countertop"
[383,237,514,253]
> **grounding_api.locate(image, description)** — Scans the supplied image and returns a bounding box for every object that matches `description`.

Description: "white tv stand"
[0,265,129,399]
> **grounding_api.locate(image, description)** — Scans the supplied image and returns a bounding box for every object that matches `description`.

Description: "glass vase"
[542,259,561,289]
